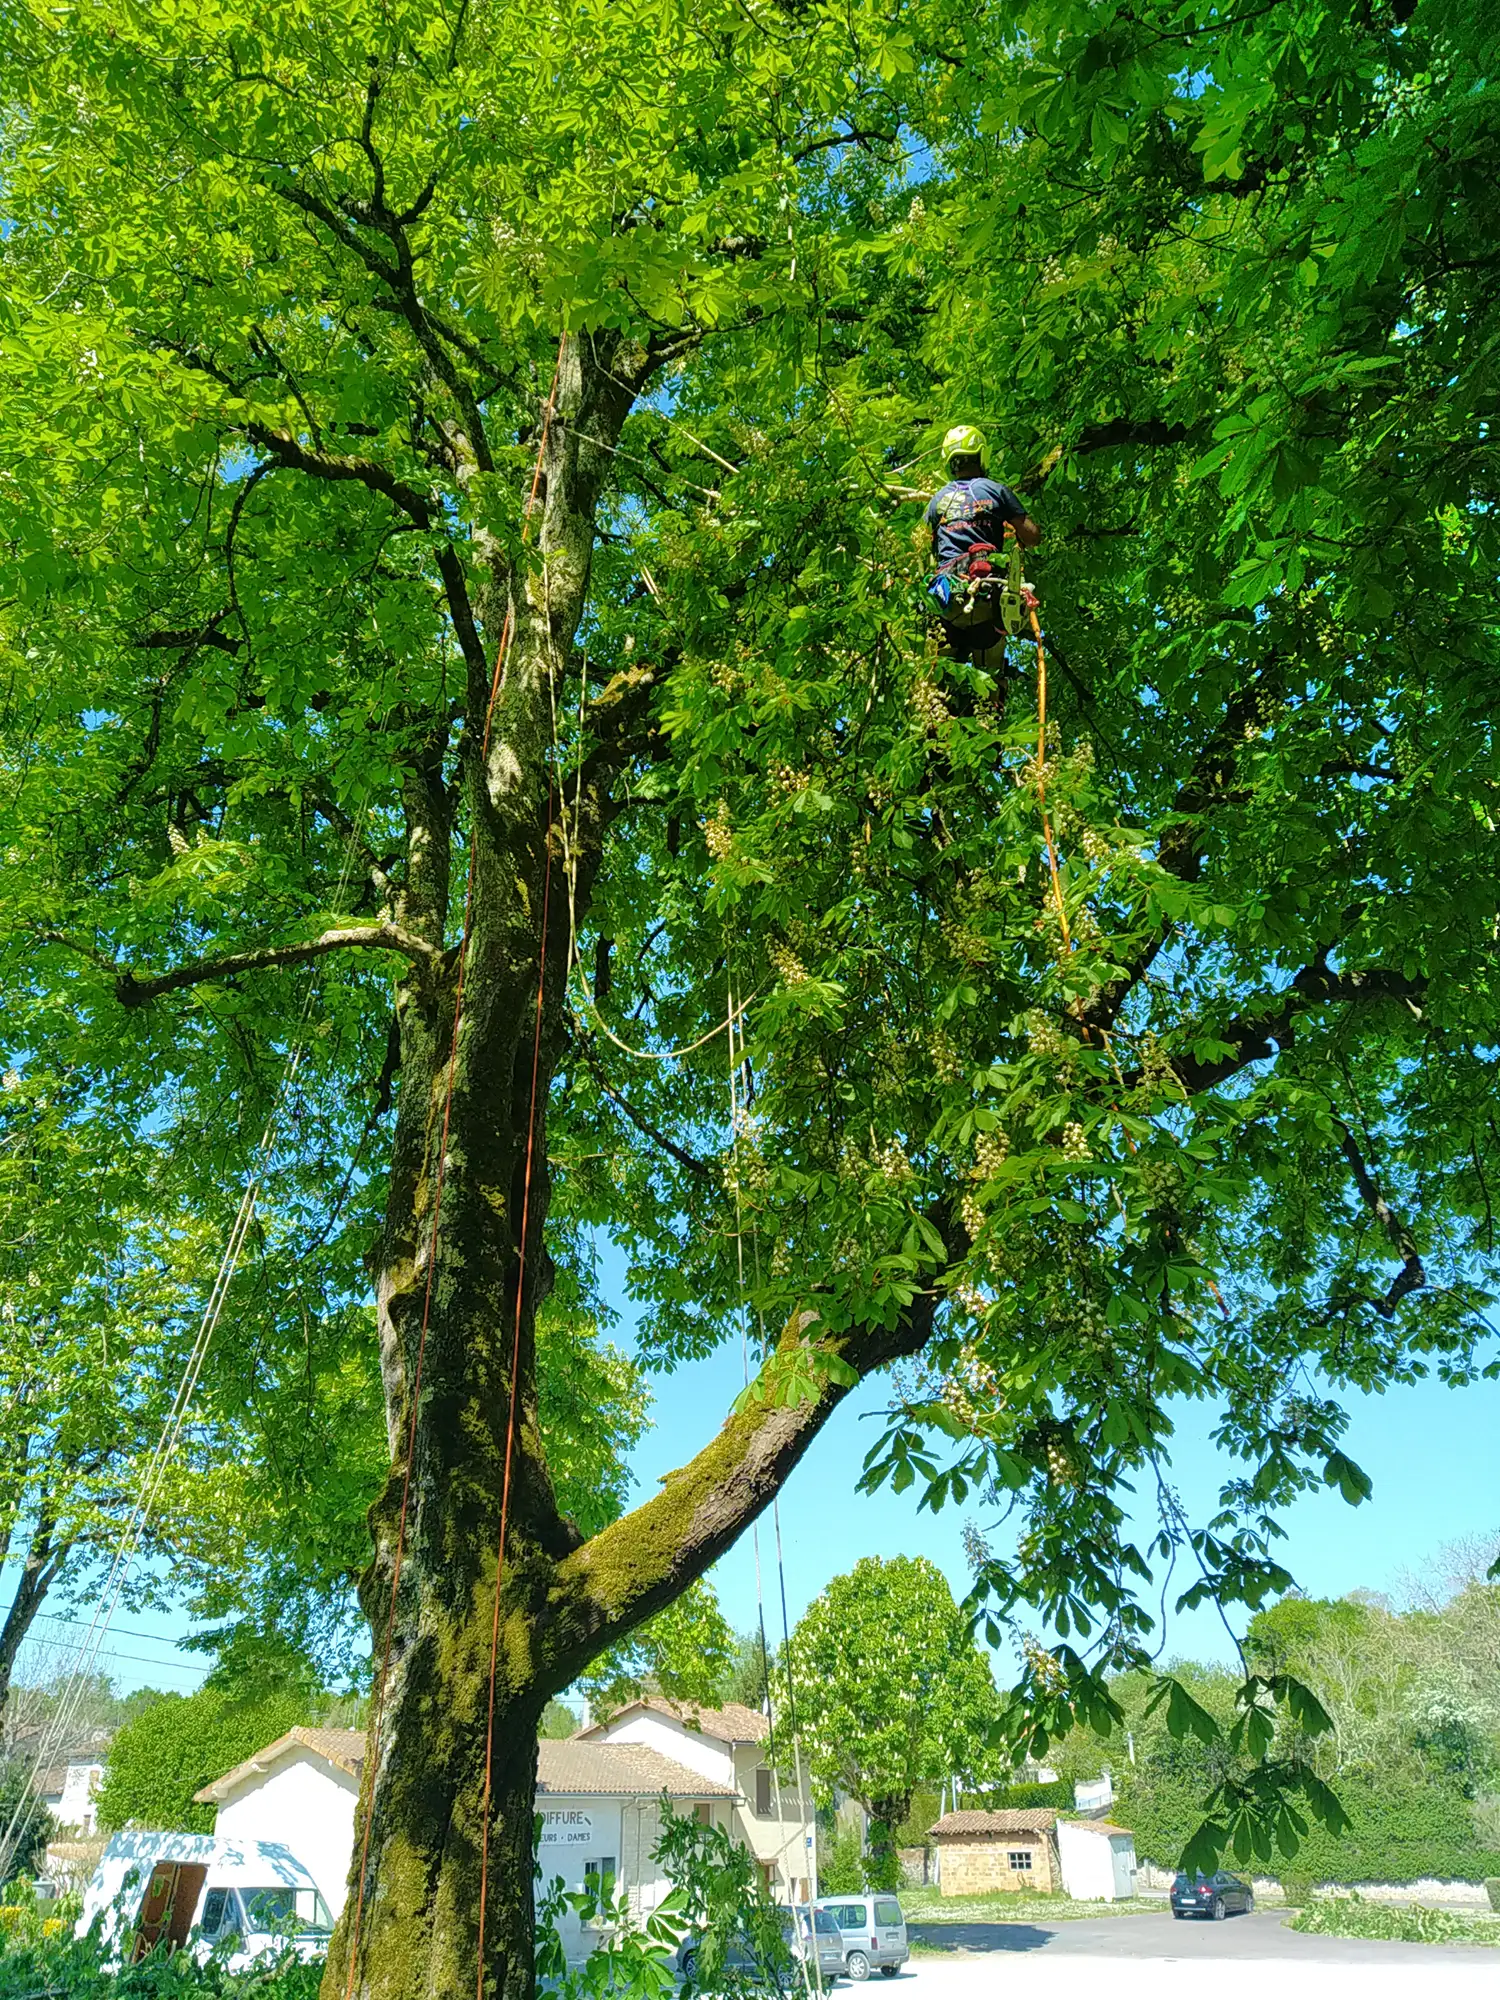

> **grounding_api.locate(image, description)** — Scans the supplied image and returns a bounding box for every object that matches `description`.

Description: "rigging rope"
[341,332,567,2000]
[475,335,571,2000]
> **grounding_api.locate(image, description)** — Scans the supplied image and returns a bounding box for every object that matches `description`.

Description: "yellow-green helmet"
[942,423,987,467]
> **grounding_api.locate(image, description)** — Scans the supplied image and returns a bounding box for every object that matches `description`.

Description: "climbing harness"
[926,536,1037,638]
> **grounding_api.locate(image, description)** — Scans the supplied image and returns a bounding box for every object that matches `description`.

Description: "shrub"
[1289,1895,1500,1946]
[1117,1768,1500,1887]
[993,1781,1071,1810]
[817,1827,867,1896]
[97,1690,305,1833]
[0,1927,324,1997]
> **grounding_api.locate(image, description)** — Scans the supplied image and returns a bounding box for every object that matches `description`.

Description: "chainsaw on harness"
[926,534,1038,636]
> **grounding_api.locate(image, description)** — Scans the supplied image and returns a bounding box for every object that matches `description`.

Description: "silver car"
[676,1906,843,1987]
[813,1896,908,1980]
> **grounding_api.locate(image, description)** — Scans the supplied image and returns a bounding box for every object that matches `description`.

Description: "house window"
[692,1803,713,1826]
[1007,1850,1033,1873]
[584,1858,616,1896]
[755,1767,774,1815]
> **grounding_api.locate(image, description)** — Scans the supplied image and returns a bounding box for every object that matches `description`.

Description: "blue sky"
[622,1269,1498,1673]
[8,1255,1494,1701]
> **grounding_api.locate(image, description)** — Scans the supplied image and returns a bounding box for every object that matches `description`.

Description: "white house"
[39,1756,106,1834]
[578,1698,815,1901]
[1055,1818,1138,1902]
[194,1725,741,1959]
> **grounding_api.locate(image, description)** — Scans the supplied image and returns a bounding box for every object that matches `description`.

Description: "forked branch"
[1334,1117,1427,1314]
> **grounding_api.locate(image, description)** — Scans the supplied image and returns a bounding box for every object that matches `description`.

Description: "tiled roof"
[538,1739,734,1798]
[929,1809,1059,1837]
[584,1697,769,1745]
[196,1725,732,1805]
[1075,1820,1133,1837]
[195,1727,365,1802]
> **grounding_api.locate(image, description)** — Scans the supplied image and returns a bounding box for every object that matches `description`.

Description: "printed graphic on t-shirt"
[926,477,1025,571]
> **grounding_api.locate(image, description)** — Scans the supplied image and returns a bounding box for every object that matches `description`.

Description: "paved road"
[909,1908,1491,1962]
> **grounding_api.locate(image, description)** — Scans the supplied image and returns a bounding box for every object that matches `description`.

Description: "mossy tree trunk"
[291,333,944,2000]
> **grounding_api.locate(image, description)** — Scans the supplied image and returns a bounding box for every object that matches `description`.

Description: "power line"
[23,1609,209,1654]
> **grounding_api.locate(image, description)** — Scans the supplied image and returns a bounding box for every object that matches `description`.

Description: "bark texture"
[319,337,940,2000]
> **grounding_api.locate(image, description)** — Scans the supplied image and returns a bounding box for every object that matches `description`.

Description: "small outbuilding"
[928,1809,1062,1894]
[1054,1818,1137,1901]
[929,1809,1138,1901]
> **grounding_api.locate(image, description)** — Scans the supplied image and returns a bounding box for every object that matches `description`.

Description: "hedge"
[1117,1770,1500,1887]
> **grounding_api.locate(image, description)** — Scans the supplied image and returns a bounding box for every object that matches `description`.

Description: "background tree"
[576,1581,738,1719]
[788,1558,998,1886]
[0,1760,55,1882]
[96,1686,307,1835]
[1,0,1498,1997]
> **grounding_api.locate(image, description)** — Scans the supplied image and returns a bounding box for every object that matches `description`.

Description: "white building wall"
[213,1751,358,1920]
[1056,1821,1137,1902]
[593,1713,736,1790]
[1110,1834,1137,1899]
[56,1762,104,1834]
[729,1743,812,1897]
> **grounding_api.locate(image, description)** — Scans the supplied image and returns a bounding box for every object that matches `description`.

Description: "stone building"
[928,1808,1062,1894]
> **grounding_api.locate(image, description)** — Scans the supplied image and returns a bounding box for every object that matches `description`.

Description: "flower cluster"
[1022,1635,1068,1693]
[972,1129,1011,1181]
[910,675,951,733]
[1061,1121,1092,1162]
[768,941,808,986]
[704,800,733,860]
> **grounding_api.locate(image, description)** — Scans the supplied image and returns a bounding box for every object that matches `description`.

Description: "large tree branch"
[540,1291,939,1688]
[1140,966,1426,1095]
[115,923,443,1007]
[1077,665,1273,1033]
[245,425,436,526]
[567,1020,711,1178]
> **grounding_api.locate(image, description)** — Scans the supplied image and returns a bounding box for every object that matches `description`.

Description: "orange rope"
[475,768,555,1997]
[341,333,567,2000]
[1030,603,1072,951]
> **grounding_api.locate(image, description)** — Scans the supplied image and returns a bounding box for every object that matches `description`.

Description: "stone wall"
[937,1835,1058,1896]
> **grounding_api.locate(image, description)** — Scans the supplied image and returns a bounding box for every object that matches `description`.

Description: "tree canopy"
[1,0,1497,1989]
[789,1557,998,1879]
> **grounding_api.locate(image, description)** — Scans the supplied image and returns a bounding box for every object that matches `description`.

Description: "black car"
[1170,1870,1254,1920]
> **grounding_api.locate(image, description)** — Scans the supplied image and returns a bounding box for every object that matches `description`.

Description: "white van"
[813,1895,908,1980]
[78,1830,332,1971]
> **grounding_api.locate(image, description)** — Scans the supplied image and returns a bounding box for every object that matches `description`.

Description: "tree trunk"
[323,333,653,2000]
[0,1491,70,1740]
[319,331,942,2000]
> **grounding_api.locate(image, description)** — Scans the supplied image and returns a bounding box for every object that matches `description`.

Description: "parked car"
[77,1831,332,1971]
[813,1894,908,1980]
[1170,1869,1254,1920]
[676,1905,843,1986]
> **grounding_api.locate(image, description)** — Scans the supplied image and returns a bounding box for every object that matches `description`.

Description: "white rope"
[0,813,367,1877]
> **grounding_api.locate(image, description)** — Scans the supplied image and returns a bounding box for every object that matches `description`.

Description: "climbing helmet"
[942,423,987,467]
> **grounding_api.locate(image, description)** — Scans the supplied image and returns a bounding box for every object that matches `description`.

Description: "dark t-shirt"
[926,476,1026,570]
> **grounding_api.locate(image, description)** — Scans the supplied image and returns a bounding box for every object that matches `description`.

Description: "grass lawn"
[898,1888,1164,1925]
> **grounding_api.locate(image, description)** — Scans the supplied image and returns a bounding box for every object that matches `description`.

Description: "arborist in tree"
[924,424,1042,671]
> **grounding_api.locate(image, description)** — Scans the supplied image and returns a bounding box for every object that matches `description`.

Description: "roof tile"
[929,1808,1059,1837]
[195,1726,735,1804]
